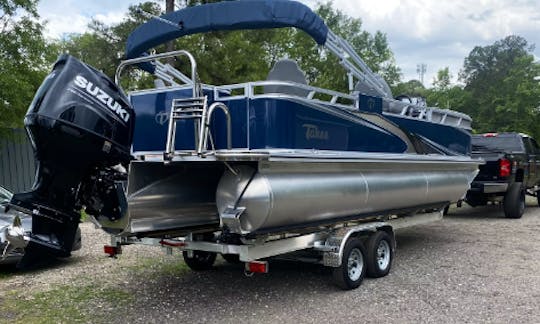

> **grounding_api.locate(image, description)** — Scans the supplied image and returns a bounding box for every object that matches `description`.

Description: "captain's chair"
[264,59,310,97]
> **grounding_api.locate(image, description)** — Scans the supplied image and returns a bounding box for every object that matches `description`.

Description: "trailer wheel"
[504,182,525,219]
[442,204,450,216]
[332,238,366,290]
[183,250,217,271]
[366,231,394,278]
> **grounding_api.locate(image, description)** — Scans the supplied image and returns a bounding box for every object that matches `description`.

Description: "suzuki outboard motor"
[10,55,134,266]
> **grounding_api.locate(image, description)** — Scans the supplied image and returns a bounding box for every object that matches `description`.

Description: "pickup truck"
[465,132,540,218]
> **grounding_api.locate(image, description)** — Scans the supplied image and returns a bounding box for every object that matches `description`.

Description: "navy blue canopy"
[125,0,329,60]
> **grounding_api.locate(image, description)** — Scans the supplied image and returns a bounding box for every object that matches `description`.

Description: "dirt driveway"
[1,199,539,323]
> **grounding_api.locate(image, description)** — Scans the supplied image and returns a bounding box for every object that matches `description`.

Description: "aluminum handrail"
[198,102,232,155]
[213,80,358,110]
[115,50,200,98]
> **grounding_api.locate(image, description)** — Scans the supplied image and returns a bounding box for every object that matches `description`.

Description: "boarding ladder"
[164,96,232,160]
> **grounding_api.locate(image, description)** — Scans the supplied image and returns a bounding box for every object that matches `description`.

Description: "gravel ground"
[1,199,540,323]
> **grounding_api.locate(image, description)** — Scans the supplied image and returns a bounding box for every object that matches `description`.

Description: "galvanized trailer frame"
[105,210,443,289]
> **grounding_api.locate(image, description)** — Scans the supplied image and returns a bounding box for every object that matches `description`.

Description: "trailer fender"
[321,222,387,267]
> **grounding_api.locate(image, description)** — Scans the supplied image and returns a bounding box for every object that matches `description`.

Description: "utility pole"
[416,63,427,86]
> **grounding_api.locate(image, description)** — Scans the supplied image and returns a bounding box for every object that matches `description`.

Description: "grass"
[0,255,189,323]
[0,285,133,324]
[0,271,13,280]
[128,256,190,277]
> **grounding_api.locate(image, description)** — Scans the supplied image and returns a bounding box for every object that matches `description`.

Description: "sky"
[37,0,540,87]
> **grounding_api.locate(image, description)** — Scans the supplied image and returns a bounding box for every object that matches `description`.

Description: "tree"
[432,67,451,90]
[460,35,540,137]
[59,2,162,80]
[391,80,426,98]
[0,0,54,139]
[425,67,463,110]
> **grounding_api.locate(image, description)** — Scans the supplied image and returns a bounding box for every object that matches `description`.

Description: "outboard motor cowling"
[10,55,134,265]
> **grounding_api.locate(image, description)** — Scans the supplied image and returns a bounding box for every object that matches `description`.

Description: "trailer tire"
[183,251,217,271]
[443,204,450,216]
[504,182,525,219]
[332,238,366,290]
[366,231,394,278]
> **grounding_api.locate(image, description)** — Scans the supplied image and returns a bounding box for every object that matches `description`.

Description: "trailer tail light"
[104,245,121,257]
[499,158,511,177]
[245,261,269,273]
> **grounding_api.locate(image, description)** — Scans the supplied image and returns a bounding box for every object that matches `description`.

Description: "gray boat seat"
[264,59,310,97]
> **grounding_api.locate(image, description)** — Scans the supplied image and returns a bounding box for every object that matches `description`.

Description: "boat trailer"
[104,211,442,290]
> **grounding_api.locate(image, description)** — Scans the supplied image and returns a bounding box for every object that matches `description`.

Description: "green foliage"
[432,67,452,90]
[59,2,162,80]
[423,67,470,111]
[0,0,55,139]
[459,35,540,137]
[392,79,426,98]
[129,256,190,277]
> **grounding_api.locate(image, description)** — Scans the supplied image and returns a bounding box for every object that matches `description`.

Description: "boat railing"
[382,98,472,130]
[164,96,233,159]
[118,51,472,156]
[115,50,201,98]
[198,102,232,155]
[213,80,358,111]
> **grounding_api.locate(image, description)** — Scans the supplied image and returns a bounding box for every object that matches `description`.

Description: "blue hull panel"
[385,115,471,155]
[130,89,407,154]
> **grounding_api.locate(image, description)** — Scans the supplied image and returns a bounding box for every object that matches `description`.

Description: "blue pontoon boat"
[11,1,480,285]
[107,0,479,236]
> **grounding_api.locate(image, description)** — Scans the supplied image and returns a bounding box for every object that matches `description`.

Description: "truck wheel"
[332,238,366,290]
[183,250,217,271]
[504,182,525,219]
[366,231,394,278]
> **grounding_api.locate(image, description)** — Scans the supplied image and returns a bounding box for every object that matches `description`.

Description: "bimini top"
[125,0,329,59]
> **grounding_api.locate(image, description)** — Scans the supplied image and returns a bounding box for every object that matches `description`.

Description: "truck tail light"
[499,158,511,177]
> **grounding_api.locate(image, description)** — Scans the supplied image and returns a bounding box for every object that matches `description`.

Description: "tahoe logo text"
[73,75,130,123]
[302,124,329,141]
